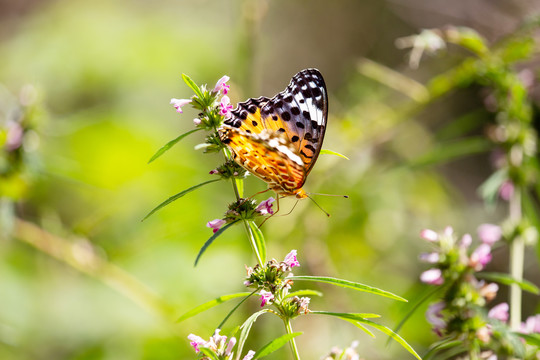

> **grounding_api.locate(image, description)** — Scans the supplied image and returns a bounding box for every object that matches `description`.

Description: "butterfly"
[219,68,328,199]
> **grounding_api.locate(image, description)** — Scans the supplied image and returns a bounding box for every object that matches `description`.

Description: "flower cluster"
[244,250,310,317]
[209,159,248,180]
[322,341,362,360]
[206,197,275,233]
[419,225,540,358]
[188,329,254,360]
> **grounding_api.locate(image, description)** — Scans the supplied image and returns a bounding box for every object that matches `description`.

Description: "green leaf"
[289,276,407,302]
[253,332,302,359]
[148,128,202,163]
[422,339,464,360]
[142,179,222,221]
[478,168,507,206]
[182,73,204,99]
[199,347,219,360]
[310,311,381,320]
[236,310,272,360]
[516,332,540,347]
[195,220,240,266]
[356,318,421,360]
[408,137,492,168]
[176,292,252,323]
[217,290,257,330]
[284,289,323,299]
[477,272,540,294]
[320,149,350,160]
[248,221,266,264]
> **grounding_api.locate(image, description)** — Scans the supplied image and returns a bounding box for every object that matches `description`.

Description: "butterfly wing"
[219,126,306,193]
[223,68,328,178]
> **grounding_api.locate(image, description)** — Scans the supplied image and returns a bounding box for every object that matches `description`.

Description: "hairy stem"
[284,319,301,360]
[509,187,523,330]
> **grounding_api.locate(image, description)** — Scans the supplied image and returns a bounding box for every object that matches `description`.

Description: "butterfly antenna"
[308,193,349,198]
[307,195,331,217]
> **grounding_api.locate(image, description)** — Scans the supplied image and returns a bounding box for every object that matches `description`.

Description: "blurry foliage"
[0,0,539,359]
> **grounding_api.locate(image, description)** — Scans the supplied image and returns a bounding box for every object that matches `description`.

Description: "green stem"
[220,148,264,266]
[509,187,523,330]
[284,319,301,360]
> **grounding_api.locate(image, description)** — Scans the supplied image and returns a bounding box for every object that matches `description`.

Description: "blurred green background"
[1,0,539,359]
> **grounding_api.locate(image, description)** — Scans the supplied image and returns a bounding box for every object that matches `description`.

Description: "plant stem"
[284,319,301,360]
[220,148,264,266]
[509,187,523,330]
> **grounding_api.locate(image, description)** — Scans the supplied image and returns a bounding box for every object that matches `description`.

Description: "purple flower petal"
[420,229,438,242]
[477,224,502,245]
[207,219,226,233]
[170,98,191,113]
[420,268,444,285]
[283,249,300,268]
[488,302,509,322]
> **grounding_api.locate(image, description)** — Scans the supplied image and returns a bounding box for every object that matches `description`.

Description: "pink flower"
[477,224,502,245]
[426,301,446,336]
[5,121,23,151]
[259,290,274,307]
[478,282,499,301]
[459,234,472,249]
[498,180,514,201]
[298,297,310,314]
[207,219,226,234]
[520,314,540,334]
[419,252,440,263]
[170,98,191,113]
[420,229,439,242]
[420,268,444,285]
[256,197,275,215]
[476,326,492,343]
[243,350,256,360]
[187,334,207,353]
[225,337,236,356]
[469,244,492,271]
[209,169,219,175]
[193,118,202,126]
[283,249,300,268]
[488,303,509,322]
[213,75,230,95]
[219,95,233,119]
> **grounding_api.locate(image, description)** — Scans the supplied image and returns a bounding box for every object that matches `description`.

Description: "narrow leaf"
[408,137,492,168]
[253,332,302,359]
[290,276,407,302]
[284,289,323,299]
[148,128,202,163]
[343,318,375,337]
[143,179,222,221]
[477,272,540,294]
[195,220,240,266]
[199,347,219,360]
[248,221,266,264]
[236,310,272,360]
[320,149,350,160]
[176,292,252,323]
[357,318,421,360]
[516,332,540,347]
[182,73,204,99]
[235,178,244,198]
[218,290,257,329]
[422,339,464,360]
[310,311,381,319]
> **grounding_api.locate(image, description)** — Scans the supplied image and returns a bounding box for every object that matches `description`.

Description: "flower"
[259,290,274,307]
[477,224,502,245]
[225,337,236,356]
[419,252,440,263]
[520,314,540,334]
[498,180,514,201]
[170,98,191,113]
[243,350,256,360]
[488,302,509,322]
[219,95,233,119]
[213,75,230,95]
[459,234,472,249]
[478,282,499,301]
[420,229,439,242]
[255,197,275,215]
[5,121,24,151]
[283,249,300,268]
[298,296,310,314]
[426,301,446,336]
[193,118,202,126]
[476,326,491,343]
[469,243,492,271]
[207,219,226,233]
[187,334,207,353]
[420,268,444,285]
